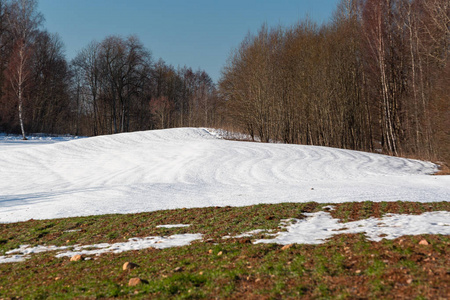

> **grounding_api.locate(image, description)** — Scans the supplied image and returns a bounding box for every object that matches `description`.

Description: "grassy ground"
[1,201,449,299]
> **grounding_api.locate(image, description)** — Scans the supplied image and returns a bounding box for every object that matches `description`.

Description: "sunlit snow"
[255,211,450,245]
[1,128,449,223]
[156,224,191,228]
[0,233,202,264]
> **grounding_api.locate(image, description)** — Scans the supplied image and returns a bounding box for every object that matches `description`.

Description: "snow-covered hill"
[1,128,449,223]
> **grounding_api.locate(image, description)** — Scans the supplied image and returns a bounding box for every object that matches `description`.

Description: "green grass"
[0,201,449,299]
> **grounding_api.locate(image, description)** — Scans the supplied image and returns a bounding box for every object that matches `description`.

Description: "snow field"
[1,128,449,223]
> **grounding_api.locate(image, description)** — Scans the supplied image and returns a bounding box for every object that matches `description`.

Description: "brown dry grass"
[434,163,450,175]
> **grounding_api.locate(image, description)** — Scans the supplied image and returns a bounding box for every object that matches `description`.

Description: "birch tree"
[5,0,42,139]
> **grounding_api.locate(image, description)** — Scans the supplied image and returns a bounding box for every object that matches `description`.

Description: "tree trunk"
[18,87,26,140]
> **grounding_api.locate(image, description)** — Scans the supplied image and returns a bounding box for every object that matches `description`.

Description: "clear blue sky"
[38,0,340,83]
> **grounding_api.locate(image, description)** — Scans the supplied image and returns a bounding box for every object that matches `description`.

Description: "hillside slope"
[1,128,449,222]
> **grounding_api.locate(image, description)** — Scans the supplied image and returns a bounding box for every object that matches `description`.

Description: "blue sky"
[38,0,340,83]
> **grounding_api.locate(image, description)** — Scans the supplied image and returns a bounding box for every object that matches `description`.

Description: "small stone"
[281,244,294,250]
[217,251,223,256]
[70,254,83,261]
[128,278,147,286]
[419,239,429,245]
[123,262,139,271]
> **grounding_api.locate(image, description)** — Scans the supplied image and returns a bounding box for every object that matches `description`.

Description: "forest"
[0,0,448,163]
[0,0,223,138]
[220,0,449,163]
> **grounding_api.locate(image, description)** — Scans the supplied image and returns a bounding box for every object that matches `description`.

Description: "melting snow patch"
[234,229,267,238]
[156,224,191,228]
[0,233,202,264]
[64,229,82,233]
[55,234,202,258]
[255,211,450,245]
[0,255,27,264]
[2,211,449,264]
[322,205,336,211]
[223,229,265,239]
[7,244,69,255]
[223,229,278,239]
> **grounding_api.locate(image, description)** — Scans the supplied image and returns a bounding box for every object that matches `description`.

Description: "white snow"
[0,233,202,264]
[0,133,83,150]
[255,211,450,245]
[55,233,203,257]
[222,229,273,239]
[63,229,82,233]
[0,255,27,263]
[1,128,449,223]
[156,224,191,228]
[322,205,336,211]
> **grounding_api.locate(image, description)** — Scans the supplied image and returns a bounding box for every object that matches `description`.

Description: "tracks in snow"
[0,128,448,223]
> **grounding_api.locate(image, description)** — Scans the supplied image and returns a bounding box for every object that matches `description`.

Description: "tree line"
[71,37,223,136]
[0,0,223,138]
[220,0,449,163]
[0,0,448,163]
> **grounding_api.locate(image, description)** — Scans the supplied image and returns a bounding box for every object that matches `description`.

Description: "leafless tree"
[4,0,43,139]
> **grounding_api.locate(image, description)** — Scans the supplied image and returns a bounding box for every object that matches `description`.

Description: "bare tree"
[72,41,102,135]
[29,31,70,133]
[149,96,173,129]
[5,0,43,139]
[99,35,151,133]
